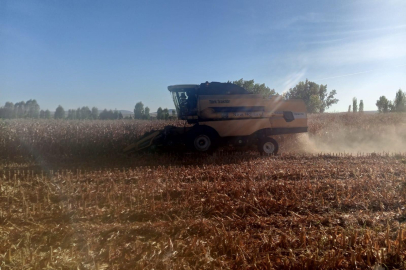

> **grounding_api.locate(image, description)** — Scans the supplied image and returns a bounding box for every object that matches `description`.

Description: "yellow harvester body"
[196,94,307,137]
[124,82,307,154]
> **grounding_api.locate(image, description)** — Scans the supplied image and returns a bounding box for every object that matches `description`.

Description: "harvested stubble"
[1,154,406,269]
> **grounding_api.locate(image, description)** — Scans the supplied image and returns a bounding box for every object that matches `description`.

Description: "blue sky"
[1,0,405,112]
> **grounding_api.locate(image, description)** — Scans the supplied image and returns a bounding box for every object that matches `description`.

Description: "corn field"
[1,113,406,162]
[1,113,406,269]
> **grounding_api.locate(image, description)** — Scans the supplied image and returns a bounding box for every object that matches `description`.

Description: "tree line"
[347,98,364,113]
[348,89,404,113]
[0,100,43,119]
[3,81,402,118]
[0,80,340,119]
[234,78,339,113]
[133,101,176,120]
[57,106,125,120]
[236,79,403,114]
[0,101,127,120]
[0,99,176,120]
[375,89,406,113]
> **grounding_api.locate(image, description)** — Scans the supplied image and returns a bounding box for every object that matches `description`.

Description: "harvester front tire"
[258,137,279,155]
[188,129,218,153]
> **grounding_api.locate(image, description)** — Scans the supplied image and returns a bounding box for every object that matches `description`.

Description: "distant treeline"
[348,89,405,113]
[2,87,405,120]
[0,100,45,119]
[133,101,175,120]
[375,89,406,113]
[3,81,402,119]
[0,100,176,120]
[1,79,339,120]
[0,100,122,120]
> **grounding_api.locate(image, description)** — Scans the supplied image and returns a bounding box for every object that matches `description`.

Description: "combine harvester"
[124,82,308,155]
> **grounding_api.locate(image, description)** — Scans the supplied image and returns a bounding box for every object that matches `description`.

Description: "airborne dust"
[281,113,406,154]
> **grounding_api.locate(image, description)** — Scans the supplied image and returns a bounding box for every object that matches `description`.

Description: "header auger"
[124,81,308,155]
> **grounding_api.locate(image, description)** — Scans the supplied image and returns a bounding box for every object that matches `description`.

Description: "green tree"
[45,110,51,119]
[359,100,364,113]
[99,109,108,120]
[284,79,338,113]
[26,99,40,118]
[348,105,351,113]
[40,110,45,118]
[134,102,144,119]
[54,105,65,119]
[318,84,338,113]
[0,107,5,119]
[14,101,25,118]
[307,95,322,113]
[231,78,276,96]
[157,107,163,120]
[91,107,99,119]
[144,106,150,119]
[163,108,169,120]
[118,112,123,119]
[80,106,92,119]
[76,108,81,119]
[68,109,79,119]
[352,97,358,113]
[3,102,15,119]
[393,89,406,112]
[376,96,390,113]
[99,109,116,120]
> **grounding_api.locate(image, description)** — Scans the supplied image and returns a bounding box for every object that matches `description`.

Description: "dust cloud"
[280,113,406,154]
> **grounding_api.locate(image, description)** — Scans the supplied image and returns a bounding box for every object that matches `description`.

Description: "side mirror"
[283,111,294,122]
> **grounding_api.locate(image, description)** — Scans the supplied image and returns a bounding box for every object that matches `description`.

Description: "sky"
[1,0,405,112]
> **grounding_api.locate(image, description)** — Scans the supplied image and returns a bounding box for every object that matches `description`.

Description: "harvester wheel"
[188,128,218,153]
[258,137,279,155]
